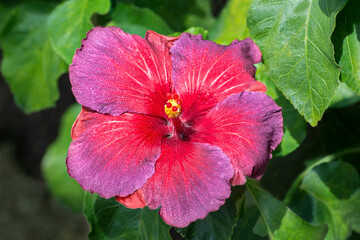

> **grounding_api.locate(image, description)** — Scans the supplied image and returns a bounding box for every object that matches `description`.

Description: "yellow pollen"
[164,95,182,118]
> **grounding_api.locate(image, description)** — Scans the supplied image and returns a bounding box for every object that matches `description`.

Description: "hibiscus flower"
[67,27,283,228]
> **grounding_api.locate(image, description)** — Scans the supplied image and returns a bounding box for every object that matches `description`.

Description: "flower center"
[164,93,182,118]
[164,93,193,140]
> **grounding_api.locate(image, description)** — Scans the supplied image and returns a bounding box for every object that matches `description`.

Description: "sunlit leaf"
[47,0,110,65]
[0,2,66,113]
[301,161,360,240]
[246,179,327,239]
[209,0,252,44]
[170,27,208,39]
[84,193,171,240]
[42,104,84,213]
[333,0,360,95]
[247,0,347,126]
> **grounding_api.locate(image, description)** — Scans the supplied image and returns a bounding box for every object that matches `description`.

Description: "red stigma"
[166,93,173,99]
[164,93,182,118]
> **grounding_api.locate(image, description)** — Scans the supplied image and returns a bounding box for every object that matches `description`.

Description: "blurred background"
[0,61,89,239]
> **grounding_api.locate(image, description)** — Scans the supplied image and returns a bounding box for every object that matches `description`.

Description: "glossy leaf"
[84,193,171,240]
[108,2,173,37]
[177,186,245,240]
[256,63,307,156]
[301,161,360,240]
[247,0,347,126]
[246,179,327,239]
[47,0,111,65]
[209,0,252,44]
[42,104,84,213]
[0,2,66,113]
[333,0,360,94]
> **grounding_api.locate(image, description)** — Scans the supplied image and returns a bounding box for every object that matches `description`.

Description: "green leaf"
[333,0,360,94]
[0,3,14,36]
[119,0,202,31]
[330,82,360,108]
[47,0,110,65]
[301,161,360,239]
[209,0,252,44]
[41,104,84,213]
[256,63,307,156]
[0,2,66,113]
[184,27,208,39]
[83,192,103,237]
[170,27,208,39]
[177,186,245,240]
[108,3,173,37]
[183,0,216,31]
[253,217,268,237]
[246,179,327,239]
[231,192,265,240]
[247,0,347,126]
[84,194,171,240]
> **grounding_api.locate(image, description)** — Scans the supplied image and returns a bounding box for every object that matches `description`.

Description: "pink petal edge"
[142,138,234,227]
[192,91,283,185]
[67,108,170,198]
[69,26,173,118]
[170,33,266,123]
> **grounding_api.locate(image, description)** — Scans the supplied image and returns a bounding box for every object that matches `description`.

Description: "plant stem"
[283,146,360,205]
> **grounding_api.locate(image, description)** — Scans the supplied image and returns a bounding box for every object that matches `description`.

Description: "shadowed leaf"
[84,193,171,240]
[301,161,360,239]
[246,179,327,239]
[108,2,173,37]
[333,0,360,95]
[177,187,245,240]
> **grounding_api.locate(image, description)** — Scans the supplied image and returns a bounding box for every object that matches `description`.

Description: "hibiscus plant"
[1,0,360,240]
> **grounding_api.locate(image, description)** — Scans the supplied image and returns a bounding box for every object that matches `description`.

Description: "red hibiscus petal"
[192,91,283,185]
[145,30,180,49]
[71,107,91,140]
[67,108,170,198]
[115,189,146,209]
[170,33,266,122]
[70,27,173,118]
[142,138,234,227]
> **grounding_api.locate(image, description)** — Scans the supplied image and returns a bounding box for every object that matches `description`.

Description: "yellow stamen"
[164,94,182,118]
